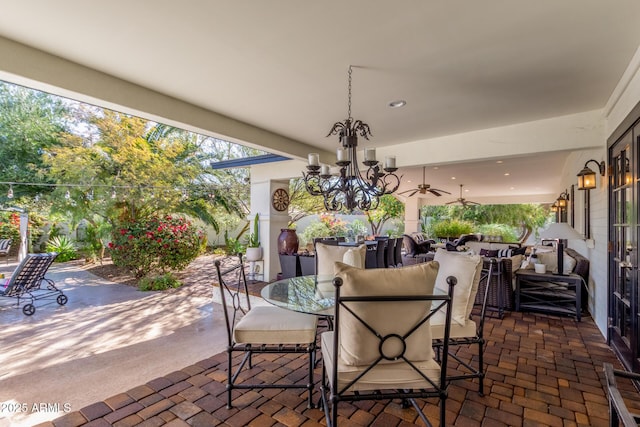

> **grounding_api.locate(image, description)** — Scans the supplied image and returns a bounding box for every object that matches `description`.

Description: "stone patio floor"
[36,309,640,427]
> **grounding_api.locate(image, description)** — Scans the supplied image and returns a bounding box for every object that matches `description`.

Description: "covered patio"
[39,311,629,427]
[2,2,640,426]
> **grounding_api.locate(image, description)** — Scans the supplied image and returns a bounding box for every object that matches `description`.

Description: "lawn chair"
[0,252,67,316]
[0,238,12,264]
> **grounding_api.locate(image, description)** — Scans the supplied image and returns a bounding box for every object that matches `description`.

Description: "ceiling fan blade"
[429,189,443,197]
[408,190,419,197]
[445,200,457,205]
[432,188,451,195]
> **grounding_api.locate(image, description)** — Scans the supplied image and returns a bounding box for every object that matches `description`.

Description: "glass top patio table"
[261,275,335,317]
[261,274,449,318]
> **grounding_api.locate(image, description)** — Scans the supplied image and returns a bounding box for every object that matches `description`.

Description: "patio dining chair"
[604,362,640,427]
[320,261,456,427]
[429,249,490,395]
[214,254,318,409]
[315,242,366,276]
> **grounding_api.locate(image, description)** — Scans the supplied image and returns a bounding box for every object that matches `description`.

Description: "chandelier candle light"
[302,66,401,212]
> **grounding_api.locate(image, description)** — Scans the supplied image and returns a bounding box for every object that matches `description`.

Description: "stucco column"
[250,177,291,281]
[403,197,421,234]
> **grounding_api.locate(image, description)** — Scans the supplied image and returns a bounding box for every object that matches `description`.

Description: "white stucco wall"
[557,149,607,334]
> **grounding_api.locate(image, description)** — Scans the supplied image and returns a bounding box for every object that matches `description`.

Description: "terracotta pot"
[277,229,299,255]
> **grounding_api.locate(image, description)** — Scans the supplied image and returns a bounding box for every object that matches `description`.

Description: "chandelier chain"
[347,66,352,120]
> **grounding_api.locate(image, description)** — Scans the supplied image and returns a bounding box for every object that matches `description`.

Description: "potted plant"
[245,213,263,261]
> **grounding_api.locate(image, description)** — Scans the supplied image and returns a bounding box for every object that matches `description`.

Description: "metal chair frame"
[214,254,316,409]
[604,362,640,427]
[0,252,65,316]
[432,258,496,396]
[320,275,456,427]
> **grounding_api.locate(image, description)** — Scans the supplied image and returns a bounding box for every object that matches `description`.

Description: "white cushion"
[537,252,577,274]
[233,305,317,345]
[430,309,477,339]
[321,331,441,392]
[316,243,366,276]
[433,249,483,325]
[342,245,366,269]
[334,261,440,366]
[465,241,485,253]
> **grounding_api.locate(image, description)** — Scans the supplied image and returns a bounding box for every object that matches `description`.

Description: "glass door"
[609,127,639,371]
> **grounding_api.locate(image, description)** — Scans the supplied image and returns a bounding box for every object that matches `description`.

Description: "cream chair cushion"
[233,305,318,345]
[433,249,483,325]
[321,331,441,392]
[333,261,440,366]
[315,243,366,276]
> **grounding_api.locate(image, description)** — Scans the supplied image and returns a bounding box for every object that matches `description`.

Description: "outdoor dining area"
[35,250,638,427]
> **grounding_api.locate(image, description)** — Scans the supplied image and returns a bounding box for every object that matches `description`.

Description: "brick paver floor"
[39,311,633,427]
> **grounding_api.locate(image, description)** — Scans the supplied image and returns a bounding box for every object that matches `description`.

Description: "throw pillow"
[511,246,527,255]
[479,248,498,257]
[334,261,439,366]
[497,248,513,258]
[537,251,577,274]
[342,245,366,269]
[433,249,483,325]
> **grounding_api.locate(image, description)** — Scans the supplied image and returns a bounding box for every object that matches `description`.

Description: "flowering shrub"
[0,212,20,243]
[109,215,204,278]
[299,213,349,246]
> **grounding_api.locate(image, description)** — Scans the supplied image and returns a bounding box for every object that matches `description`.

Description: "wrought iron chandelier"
[302,66,401,212]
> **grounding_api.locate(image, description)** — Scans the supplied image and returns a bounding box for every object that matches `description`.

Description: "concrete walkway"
[0,260,240,427]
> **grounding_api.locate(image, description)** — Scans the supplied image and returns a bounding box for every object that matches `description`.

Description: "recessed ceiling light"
[389,100,407,108]
[510,187,515,190]
[451,176,456,180]
[504,172,510,176]
[407,180,412,183]
[433,166,439,170]
[496,160,503,164]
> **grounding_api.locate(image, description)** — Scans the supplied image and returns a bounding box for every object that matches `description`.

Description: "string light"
[0,181,223,204]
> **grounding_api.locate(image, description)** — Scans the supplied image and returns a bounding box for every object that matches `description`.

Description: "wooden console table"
[515,270,584,321]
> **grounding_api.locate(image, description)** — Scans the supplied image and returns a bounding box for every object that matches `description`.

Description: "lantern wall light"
[577,159,605,190]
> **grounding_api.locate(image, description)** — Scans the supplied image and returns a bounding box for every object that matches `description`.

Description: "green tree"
[422,204,549,242]
[45,111,243,231]
[365,195,405,236]
[0,81,69,202]
[289,178,325,224]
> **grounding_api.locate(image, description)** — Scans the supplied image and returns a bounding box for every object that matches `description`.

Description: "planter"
[277,229,299,255]
[246,247,263,261]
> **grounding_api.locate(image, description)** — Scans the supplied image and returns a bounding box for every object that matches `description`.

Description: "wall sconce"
[556,190,569,208]
[576,159,605,239]
[577,159,605,190]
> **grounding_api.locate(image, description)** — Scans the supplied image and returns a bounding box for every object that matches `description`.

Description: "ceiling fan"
[446,184,481,207]
[398,166,451,197]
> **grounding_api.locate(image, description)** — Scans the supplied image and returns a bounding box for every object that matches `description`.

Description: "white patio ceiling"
[0,1,639,203]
